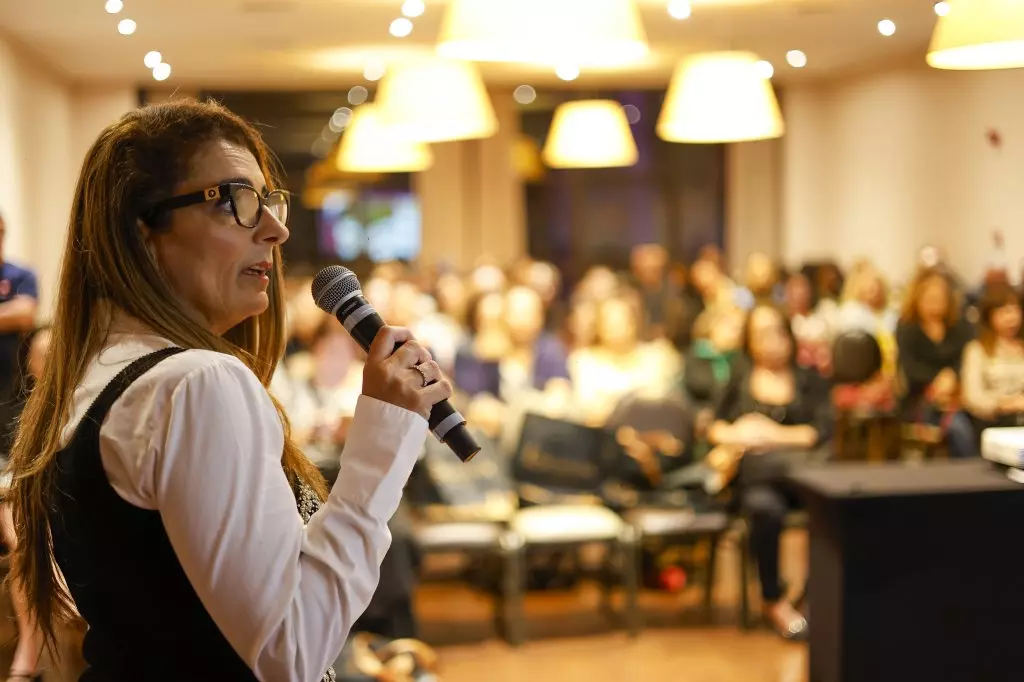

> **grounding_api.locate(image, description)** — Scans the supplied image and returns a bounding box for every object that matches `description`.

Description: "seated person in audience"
[0,327,49,682]
[460,286,573,444]
[690,258,736,314]
[706,304,832,640]
[684,306,746,453]
[734,252,781,311]
[569,289,682,426]
[452,291,512,399]
[784,271,832,375]
[273,319,364,482]
[841,264,894,357]
[895,267,976,457]
[453,287,568,400]
[961,285,1024,430]
[837,262,898,337]
[630,243,673,341]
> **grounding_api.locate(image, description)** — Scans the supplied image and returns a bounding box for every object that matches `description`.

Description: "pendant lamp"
[437,0,648,67]
[336,104,433,173]
[657,51,784,144]
[374,56,498,143]
[928,0,1024,70]
[542,100,638,169]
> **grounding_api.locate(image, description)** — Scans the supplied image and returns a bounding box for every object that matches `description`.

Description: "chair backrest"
[831,329,883,385]
[604,393,696,489]
[605,393,694,444]
[511,413,618,500]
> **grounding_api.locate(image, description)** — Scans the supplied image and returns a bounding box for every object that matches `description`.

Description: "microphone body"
[314,268,480,463]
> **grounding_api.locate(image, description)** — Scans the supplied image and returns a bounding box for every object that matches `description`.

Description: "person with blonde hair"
[5,99,451,681]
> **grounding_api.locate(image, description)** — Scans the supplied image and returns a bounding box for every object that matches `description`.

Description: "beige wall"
[726,138,781,278]
[0,35,135,317]
[735,66,1024,285]
[414,90,526,271]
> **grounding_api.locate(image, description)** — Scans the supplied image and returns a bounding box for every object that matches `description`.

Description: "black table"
[788,460,1024,682]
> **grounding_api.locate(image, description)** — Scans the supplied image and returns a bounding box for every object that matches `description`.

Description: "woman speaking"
[5,99,451,681]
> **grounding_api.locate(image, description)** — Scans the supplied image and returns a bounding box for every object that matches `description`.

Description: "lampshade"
[374,56,498,143]
[542,100,638,169]
[336,104,433,173]
[657,52,784,144]
[437,0,648,67]
[928,0,1024,70]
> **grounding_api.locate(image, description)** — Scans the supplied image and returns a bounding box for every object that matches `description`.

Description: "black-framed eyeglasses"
[143,183,289,229]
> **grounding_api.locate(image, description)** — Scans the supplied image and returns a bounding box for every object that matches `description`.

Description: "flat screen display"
[318,189,421,262]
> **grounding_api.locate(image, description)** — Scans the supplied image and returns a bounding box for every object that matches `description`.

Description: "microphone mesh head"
[311,265,361,314]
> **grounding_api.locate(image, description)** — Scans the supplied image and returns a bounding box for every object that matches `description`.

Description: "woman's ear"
[136,218,159,265]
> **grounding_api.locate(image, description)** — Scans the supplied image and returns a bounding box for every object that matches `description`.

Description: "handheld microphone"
[311,265,481,463]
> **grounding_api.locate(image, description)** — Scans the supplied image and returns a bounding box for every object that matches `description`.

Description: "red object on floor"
[660,566,687,592]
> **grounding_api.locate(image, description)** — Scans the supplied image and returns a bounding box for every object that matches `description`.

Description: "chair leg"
[619,527,642,637]
[738,525,753,631]
[499,532,526,646]
[704,533,719,625]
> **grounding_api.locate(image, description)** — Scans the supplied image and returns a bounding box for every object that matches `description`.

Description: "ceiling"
[0,0,945,90]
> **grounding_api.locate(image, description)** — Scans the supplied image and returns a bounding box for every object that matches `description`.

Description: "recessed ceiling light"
[144,51,162,68]
[401,0,425,18]
[348,85,368,105]
[105,0,124,14]
[513,84,536,104]
[390,17,413,38]
[878,19,896,37]
[786,50,807,68]
[755,60,774,79]
[330,107,353,131]
[934,2,950,17]
[667,0,691,20]
[117,18,136,35]
[555,64,580,81]
[363,60,386,82]
[152,62,171,81]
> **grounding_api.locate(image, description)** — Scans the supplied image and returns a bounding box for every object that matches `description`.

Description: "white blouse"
[59,329,427,682]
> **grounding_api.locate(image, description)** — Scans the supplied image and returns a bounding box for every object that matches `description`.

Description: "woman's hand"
[362,326,453,420]
[730,413,781,451]
[930,368,958,405]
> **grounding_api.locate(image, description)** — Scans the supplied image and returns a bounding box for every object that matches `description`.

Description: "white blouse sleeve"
[100,354,427,682]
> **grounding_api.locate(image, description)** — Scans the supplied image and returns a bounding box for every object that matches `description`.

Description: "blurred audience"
[256,240,1024,643]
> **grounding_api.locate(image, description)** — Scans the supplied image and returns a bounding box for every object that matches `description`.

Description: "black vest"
[49,348,259,681]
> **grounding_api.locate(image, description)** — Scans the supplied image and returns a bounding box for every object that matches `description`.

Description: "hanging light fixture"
[927,0,1024,70]
[336,104,433,173]
[374,56,498,143]
[542,100,638,169]
[657,51,784,144]
[437,0,648,67]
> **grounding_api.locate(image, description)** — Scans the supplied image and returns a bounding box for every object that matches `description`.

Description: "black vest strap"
[76,347,186,437]
[69,347,186,482]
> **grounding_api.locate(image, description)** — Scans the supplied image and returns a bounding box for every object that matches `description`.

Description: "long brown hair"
[976,285,1022,355]
[6,99,327,655]
[899,266,961,327]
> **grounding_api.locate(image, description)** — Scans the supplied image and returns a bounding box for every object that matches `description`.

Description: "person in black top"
[707,304,832,640]
[895,267,976,458]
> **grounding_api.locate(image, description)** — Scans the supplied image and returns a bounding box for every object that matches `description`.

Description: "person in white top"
[5,98,451,682]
